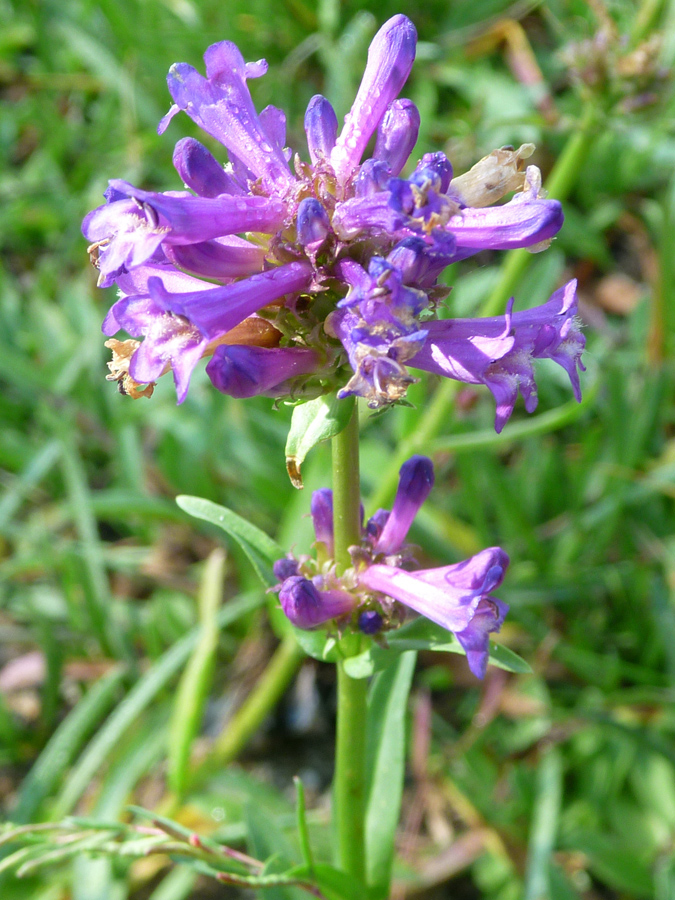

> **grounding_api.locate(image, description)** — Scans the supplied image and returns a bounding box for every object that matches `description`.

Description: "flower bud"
[279,576,354,629]
[310,489,334,555]
[304,95,338,164]
[273,557,299,581]
[374,99,420,176]
[297,198,331,248]
[375,455,434,554]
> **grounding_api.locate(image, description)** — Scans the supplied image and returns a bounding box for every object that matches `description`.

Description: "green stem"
[331,404,368,882]
[331,400,361,574]
[334,661,368,881]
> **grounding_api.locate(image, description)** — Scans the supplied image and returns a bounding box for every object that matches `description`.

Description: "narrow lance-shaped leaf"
[176,495,282,585]
[365,651,416,897]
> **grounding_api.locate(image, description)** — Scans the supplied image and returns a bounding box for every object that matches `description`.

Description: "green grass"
[2,0,675,897]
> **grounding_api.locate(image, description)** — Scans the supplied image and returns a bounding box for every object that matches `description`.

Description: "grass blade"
[51,591,264,818]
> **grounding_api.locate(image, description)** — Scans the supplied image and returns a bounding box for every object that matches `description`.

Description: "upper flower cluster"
[272,455,509,679]
[84,15,584,429]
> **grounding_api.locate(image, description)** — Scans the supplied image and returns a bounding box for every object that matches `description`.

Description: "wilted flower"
[85,14,583,429]
[272,456,509,678]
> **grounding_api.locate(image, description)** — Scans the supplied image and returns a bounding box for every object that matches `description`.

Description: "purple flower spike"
[270,463,509,677]
[296,198,331,249]
[279,576,354,629]
[172,137,242,197]
[304,95,339,164]
[375,455,434,554]
[160,41,292,190]
[310,489,334,556]
[331,15,417,184]
[88,15,583,416]
[206,345,319,398]
[374,99,420,176]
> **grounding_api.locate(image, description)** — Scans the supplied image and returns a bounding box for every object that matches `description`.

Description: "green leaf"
[285,394,354,489]
[289,627,342,663]
[524,748,563,900]
[343,617,531,679]
[365,651,416,898]
[289,863,370,900]
[244,803,305,900]
[176,495,282,585]
[561,830,654,897]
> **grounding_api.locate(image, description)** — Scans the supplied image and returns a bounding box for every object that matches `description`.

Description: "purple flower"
[330,15,417,185]
[310,489,334,556]
[273,457,509,678]
[359,550,509,678]
[105,261,312,401]
[279,576,355,629]
[206,345,320,398]
[85,14,581,422]
[373,455,434,554]
[410,279,585,432]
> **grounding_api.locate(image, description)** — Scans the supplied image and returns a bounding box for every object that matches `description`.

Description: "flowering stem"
[331,399,362,574]
[334,663,368,880]
[331,401,368,882]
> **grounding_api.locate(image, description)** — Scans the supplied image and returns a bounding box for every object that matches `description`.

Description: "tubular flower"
[272,456,509,678]
[85,14,582,427]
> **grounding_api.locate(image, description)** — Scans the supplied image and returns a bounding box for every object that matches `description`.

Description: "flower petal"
[331,15,417,183]
[161,41,292,190]
[206,345,319,397]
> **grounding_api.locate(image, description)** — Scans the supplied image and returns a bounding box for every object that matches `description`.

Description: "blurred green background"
[2,0,675,897]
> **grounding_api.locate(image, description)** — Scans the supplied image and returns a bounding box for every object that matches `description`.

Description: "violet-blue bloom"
[273,456,509,678]
[374,99,421,176]
[330,14,417,185]
[304,95,338,164]
[86,13,580,424]
[410,279,585,432]
[374,455,434,554]
[310,489,334,556]
[206,345,320,398]
[279,576,355,629]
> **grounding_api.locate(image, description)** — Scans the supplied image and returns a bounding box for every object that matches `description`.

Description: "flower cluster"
[272,456,508,679]
[85,15,585,429]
